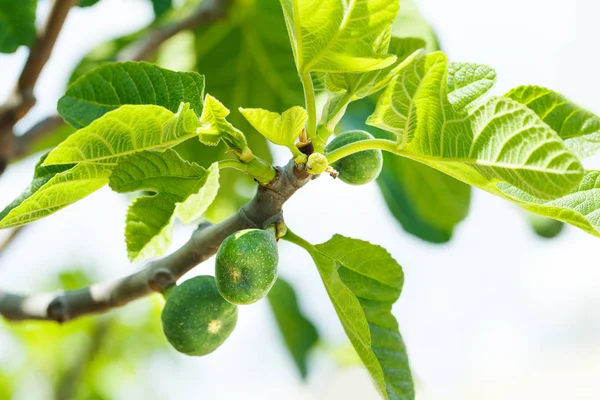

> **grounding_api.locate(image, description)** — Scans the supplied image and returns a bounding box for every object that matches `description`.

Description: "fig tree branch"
[118,0,233,62]
[0,0,78,173]
[0,226,25,256]
[0,161,312,323]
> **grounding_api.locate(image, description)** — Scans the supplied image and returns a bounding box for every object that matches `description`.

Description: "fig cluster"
[161,228,278,356]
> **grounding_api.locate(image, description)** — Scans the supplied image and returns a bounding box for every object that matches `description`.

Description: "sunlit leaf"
[325,37,426,100]
[506,86,600,159]
[45,103,200,166]
[0,157,111,229]
[239,106,307,150]
[499,171,600,237]
[280,0,399,73]
[197,95,248,153]
[368,51,584,200]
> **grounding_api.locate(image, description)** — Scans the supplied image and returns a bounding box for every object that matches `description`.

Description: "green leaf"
[239,106,306,151]
[299,234,413,400]
[368,51,584,200]
[267,278,319,379]
[44,103,200,166]
[58,62,205,129]
[0,0,36,53]
[175,162,220,224]
[151,0,172,18]
[78,0,100,6]
[109,150,212,261]
[447,62,496,111]
[280,0,399,73]
[498,171,600,237]
[326,37,426,100]
[378,154,470,243]
[0,156,111,229]
[198,95,248,154]
[392,0,439,52]
[506,86,600,159]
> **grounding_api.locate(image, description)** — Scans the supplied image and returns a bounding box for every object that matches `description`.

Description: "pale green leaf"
[267,278,319,379]
[197,95,248,153]
[109,149,210,261]
[302,235,413,400]
[325,37,426,100]
[447,62,496,111]
[368,51,584,200]
[0,0,36,53]
[58,61,205,129]
[0,160,111,229]
[44,103,200,166]
[392,0,439,52]
[239,106,307,150]
[175,162,220,224]
[498,171,600,237]
[280,0,399,73]
[506,86,600,159]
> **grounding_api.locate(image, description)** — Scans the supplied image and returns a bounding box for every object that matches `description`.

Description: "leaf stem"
[325,139,397,163]
[300,72,317,142]
[281,228,316,253]
[218,159,250,172]
[324,91,354,132]
[218,157,277,185]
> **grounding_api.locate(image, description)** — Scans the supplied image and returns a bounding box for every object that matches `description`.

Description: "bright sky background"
[1,0,600,399]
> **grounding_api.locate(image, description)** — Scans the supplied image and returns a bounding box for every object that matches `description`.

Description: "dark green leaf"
[0,0,36,53]
[109,149,215,261]
[59,62,205,128]
[300,234,414,400]
[151,0,172,18]
[267,278,319,379]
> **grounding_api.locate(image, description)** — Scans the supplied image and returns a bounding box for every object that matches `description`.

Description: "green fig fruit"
[215,229,278,305]
[161,275,238,356]
[326,130,383,185]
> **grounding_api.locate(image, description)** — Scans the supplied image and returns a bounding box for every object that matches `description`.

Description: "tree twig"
[117,0,233,62]
[0,0,78,171]
[0,161,311,323]
[13,115,66,159]
[0,226,25,256]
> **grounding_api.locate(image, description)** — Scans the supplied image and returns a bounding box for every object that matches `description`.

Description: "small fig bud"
[306,152,329,175]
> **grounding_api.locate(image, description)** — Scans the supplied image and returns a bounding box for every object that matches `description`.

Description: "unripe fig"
[325,130,383,185]
[528,214,564,239]
[161,275,238,356]
[215,229,278,305]
[306,152,328,174]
